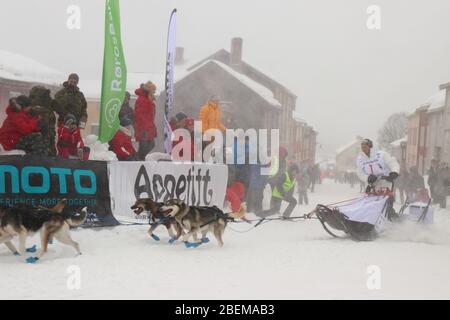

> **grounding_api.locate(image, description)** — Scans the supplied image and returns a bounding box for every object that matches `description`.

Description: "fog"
[1,0,450,154]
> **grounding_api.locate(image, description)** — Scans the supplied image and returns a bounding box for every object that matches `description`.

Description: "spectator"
[199,95,226,133]
[134,81,157,160]
[406,166,425,201]
[57,114,86,159]
[0,96,45,154]
[247,162,268,215]
[172,117,195,161]
[297,171,310,205]
[29,85,58,156]
[310,163,320,192]
[427,159,439,203]
[435,163,450,209]
[109,117,137,161]
[396,167,409,203]
[54,73,88,127]
[118,91,134,128]
[225,180,246,216]
[259,163,299,219]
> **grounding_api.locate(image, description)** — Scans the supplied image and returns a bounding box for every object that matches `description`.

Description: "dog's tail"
[66,207,88,227]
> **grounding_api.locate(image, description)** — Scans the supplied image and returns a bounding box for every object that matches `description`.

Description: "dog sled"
[397,188,434,224]
[314,176,399,241]
[314,178,435,241]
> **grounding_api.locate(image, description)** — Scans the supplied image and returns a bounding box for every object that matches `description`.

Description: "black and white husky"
[0,199,86,263]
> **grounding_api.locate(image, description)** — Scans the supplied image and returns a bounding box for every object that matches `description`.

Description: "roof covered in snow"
[0,49,64,85]
[336,139,362,155]
[179,60,282,108]
[424,90,446,111]
[390,136,407,147]
[292,111,306,123]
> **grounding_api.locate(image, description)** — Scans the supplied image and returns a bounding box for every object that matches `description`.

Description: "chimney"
[230,37,243,68]
[175,47,185,65]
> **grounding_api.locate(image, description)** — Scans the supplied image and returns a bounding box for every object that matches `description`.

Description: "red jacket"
[0,105,40,151]
[110,127,136,160]
[225,181,246,212]
[134,88,156,142]
[57,124,84,158]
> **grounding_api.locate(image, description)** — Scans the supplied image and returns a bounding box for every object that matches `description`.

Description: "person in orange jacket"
[199,95,226,133]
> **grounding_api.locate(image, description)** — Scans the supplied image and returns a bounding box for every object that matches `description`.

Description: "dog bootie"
[150,234,160,241]
[184,241,201,248]
[26,245,37,253]
[201,237,210,244]
[168,237,177,244]
[13,252,20,256]
[26,257,39,264]
[48,239,53,245]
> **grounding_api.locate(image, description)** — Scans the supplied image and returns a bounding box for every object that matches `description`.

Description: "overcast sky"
[1,0,450,154]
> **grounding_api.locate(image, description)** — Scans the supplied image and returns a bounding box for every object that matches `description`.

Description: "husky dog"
[160,199,240,248]
[130,198,183,243]
[0,199,86,263]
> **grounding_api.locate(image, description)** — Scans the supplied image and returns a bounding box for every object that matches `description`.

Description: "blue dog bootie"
[150,234,160,241]
[184,241,201,248]
[201,237,210,244]
[48,238,53,245]
[26,245,37,253]
[168,236,177,244]
[13,252,21,256]
[26,257,39,264]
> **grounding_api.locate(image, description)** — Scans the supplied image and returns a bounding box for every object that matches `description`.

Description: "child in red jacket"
[109,118,137,161]
[57,114,85,159]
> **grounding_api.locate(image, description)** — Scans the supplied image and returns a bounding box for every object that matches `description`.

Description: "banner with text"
[108,161,228,218]
[0,155,118,227]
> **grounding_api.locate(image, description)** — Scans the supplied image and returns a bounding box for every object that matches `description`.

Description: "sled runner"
[315,177,396,241]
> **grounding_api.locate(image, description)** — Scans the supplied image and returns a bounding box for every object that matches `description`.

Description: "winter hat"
[361,138,373,148]
[142,81,156,92]
[68,73,80,82]
[64,114,77,127]
[120,116,132,127]
[174,112,188,123]
[16,95,31,108]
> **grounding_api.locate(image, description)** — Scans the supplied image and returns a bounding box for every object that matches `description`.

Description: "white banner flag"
[164,9,177,154]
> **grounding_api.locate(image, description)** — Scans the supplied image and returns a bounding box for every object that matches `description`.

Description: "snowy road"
[1,179,450,300]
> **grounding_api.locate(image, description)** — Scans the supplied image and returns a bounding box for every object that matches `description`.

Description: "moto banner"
[108,161,228,218]
[0,155,118,227]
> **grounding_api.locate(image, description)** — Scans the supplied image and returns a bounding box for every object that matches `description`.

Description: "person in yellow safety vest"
[260,163,300,219]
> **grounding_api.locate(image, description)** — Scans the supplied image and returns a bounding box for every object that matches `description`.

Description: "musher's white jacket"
[356,150,400,191]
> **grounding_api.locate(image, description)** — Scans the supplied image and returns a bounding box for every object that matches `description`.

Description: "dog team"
[0,197,246,263]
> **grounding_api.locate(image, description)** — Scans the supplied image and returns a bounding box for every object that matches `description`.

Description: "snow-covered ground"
[1,179,450,300]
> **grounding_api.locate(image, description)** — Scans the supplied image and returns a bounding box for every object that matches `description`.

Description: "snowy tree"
[377,112,408,149]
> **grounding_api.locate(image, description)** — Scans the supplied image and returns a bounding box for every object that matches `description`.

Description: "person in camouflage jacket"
[29,86,58,156]
[54,73,88,126]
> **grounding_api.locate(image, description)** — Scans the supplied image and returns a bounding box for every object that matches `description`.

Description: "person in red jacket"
[109,117,137,161]
[225,179,250,222]
[134,81,157,160]
[0,96,40,151]
[57,114,85,159]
